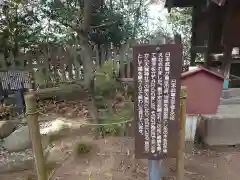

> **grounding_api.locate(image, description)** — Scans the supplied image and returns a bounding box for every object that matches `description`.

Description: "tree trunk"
[82,46,94,88]
[77,0,94,89]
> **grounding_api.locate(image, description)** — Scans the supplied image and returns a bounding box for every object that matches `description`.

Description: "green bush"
[94,60,120,98]
[94,95,107,109]
[99,101,133,136]
[93,60,133,136]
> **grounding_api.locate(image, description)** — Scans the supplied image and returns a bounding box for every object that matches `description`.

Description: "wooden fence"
[0,42,135,87]
[0,36,189,90]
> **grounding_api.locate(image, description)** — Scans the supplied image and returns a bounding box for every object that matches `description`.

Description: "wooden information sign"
[134,44,183,160]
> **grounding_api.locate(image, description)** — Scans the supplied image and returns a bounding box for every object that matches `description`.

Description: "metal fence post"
[148,160,162,180]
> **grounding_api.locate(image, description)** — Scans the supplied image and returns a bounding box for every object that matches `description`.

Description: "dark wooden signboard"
[133,44,183,160]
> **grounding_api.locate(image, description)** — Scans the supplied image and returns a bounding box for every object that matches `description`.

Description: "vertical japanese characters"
[163,52,170,154]
[150,53,157,154]
[143,53,150,153]
[137,54,144,136]
[156,52,163,154]
[170,79,177,121]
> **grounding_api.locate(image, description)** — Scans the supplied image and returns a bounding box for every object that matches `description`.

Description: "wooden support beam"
[31,83,86,100]
[191,46,207,54]
[176,87,187,180]
[204,15,215,68]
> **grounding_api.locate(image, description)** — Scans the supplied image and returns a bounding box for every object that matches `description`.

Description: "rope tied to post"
[180,96,187,99]
[24,109,133,127]
[25,111,40,116]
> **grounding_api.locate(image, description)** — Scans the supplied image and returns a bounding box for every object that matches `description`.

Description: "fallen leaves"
[37,100,91,119]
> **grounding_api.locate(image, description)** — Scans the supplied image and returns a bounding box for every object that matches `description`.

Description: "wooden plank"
[127,44,132,78]
[59,48,67,82]
[222,2,240,46]
[119,44,126,78]
[94,45,100,68]
[43,46,51,83]
[0,53,6,69]
[100,45,105,66]
[191,46,207,53]
[31,83,85,100]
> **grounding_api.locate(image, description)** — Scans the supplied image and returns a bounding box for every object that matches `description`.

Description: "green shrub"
[94,60,120,98]
[94,95,107,109]
[99,101,133,136]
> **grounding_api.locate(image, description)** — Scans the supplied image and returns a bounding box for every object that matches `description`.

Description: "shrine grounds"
[1,136,240,180]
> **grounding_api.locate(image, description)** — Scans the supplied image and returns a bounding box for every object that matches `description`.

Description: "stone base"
[197,117,240,146]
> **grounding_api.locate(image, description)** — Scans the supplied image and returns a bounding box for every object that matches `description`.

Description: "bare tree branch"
[90,21,116,29]
[54,18,116,34]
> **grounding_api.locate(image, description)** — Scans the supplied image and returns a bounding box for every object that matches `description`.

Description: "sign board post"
[148,159,162,180]
[177,87,187,180]
[133,44,183,180]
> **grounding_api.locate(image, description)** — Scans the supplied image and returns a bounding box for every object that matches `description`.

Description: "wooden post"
[121,44,128,78]
[25,94,47,180]
[94,45,100,68]
[176,86,187,180]
[127,43,131,78]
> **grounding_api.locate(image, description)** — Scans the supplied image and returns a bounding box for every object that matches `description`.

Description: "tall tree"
[0,0,42,60]
[40,0,149,87]
[168,8,192,65]
[0,0,150,84]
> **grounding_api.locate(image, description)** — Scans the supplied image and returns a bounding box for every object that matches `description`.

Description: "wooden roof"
[165,0,240,68]
[181,66,224,80]
[165,0,226,8]
[164,0,194,7]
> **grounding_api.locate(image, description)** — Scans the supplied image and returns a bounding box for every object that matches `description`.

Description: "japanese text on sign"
[134,44,182,160]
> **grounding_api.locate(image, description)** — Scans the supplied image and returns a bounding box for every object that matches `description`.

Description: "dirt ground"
[1,136,240,180]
